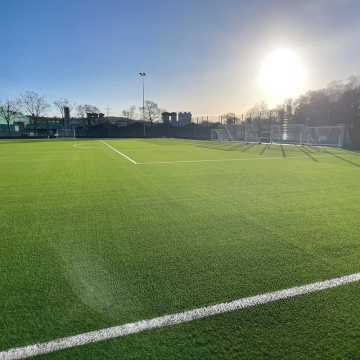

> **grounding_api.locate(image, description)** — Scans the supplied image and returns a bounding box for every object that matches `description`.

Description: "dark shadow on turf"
[301,146,315,153]
[241,144,255,152]
[197,142,247,151]
[309,146,327,153]
[321,148,360,168]
[296,145,319,162]
[260,143,270,155]
[225,143,245,151]
[338,148,360,157]
[196,142,231,150]
[280,145,286,158]
[266,144,303,153]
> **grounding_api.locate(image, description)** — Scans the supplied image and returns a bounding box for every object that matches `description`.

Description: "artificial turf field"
[1,138,360,359]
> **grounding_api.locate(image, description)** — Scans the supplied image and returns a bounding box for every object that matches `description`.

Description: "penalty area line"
[100,140,137,164]
[1,272,360,359]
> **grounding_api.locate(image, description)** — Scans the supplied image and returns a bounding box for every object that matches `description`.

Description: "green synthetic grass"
[1,138,360,359]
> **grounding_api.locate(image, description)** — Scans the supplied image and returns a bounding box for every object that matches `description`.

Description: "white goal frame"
[270,124,309,145]
[212,124,261,143]
[55,129,76,138]
[211,129,225,141]
[307,125,349,147]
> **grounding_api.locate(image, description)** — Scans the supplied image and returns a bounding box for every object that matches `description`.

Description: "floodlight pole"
[139,72,146,137]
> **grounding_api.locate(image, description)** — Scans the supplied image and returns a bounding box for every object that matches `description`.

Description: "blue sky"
[1,0,360,118]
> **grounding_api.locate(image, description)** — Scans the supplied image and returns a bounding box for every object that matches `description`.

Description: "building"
[178,112,192,127]
[162,112,192,126]
[161,112,177,125]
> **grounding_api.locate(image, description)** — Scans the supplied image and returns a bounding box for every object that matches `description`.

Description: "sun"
[259,48,305,99]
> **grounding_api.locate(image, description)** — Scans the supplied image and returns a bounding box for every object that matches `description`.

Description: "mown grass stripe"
[2,272,359,360]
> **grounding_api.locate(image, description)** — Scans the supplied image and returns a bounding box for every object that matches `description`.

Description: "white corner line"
[1,272,359,359]
[100,140,137,164]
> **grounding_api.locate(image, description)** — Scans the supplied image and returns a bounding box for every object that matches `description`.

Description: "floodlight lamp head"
[139,72,146,76]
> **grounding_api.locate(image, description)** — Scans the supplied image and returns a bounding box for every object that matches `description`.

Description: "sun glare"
[259,49,305,99]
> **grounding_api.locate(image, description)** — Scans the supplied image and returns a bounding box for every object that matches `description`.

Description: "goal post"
[211,129,225,141]
[307,125,349,147]
[218,125,235,142]
[269,124,350,147]
[243,124,261,143]
[55,129,76,138]
[214,124,260,143]
[270,124,308,145]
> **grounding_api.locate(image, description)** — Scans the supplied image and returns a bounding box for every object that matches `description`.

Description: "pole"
[142,76,145,137]
[269,110,272,144]
[139,73,146,137]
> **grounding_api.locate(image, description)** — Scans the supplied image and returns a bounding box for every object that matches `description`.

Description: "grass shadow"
[241,144,255,152]
[309,146,327,153]
[280,145,286,158]
[321,148,360,168]
[196,142,231,150]
[338,148,360,157]
[296,145,319,162]
[260,143,270,155]
[225,143,245,151]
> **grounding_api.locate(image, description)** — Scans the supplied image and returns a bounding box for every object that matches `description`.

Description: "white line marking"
[100,140,137,164]
[73,144,109,149]
[1,272,359,359]
[136,153,358,165]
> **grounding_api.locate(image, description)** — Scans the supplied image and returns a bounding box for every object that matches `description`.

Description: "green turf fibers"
[0,138,359,358]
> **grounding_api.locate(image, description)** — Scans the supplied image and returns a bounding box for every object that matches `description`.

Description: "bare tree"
[54,98,76,126]
[220,112,239,124]
[325,80,345,102]
[76,104,87,119]
[283,98,294,116]
[246,101,269,120]
[121,105,137,121]
[0,98,21,137]
[20,91,50,135]
[345,75,360,91]
[140,100,164,126]
[76,104,100,135]
[83,104,100,115]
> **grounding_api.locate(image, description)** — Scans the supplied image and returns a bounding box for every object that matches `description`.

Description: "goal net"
[307,126,349,147]
[211,129,224,141]
[212,124,260,143]
[270,124,308,145]
[55,129,76,138]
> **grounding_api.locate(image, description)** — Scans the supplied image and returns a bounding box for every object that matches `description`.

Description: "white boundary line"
[1,272,359,359]
[72,140,358,166]
[100,140,137,164]
[73,144,109,149]
[136,153,358,165]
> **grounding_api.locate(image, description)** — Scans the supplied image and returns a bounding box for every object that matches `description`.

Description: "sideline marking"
[100,140,137,164]
[136,153,358,165]
[75,140,358,166]
[1,272,359,359]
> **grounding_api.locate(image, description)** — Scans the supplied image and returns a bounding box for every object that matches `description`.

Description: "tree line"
[245,75,360,128]
[217,75,360,133]
[0,91,166,137]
